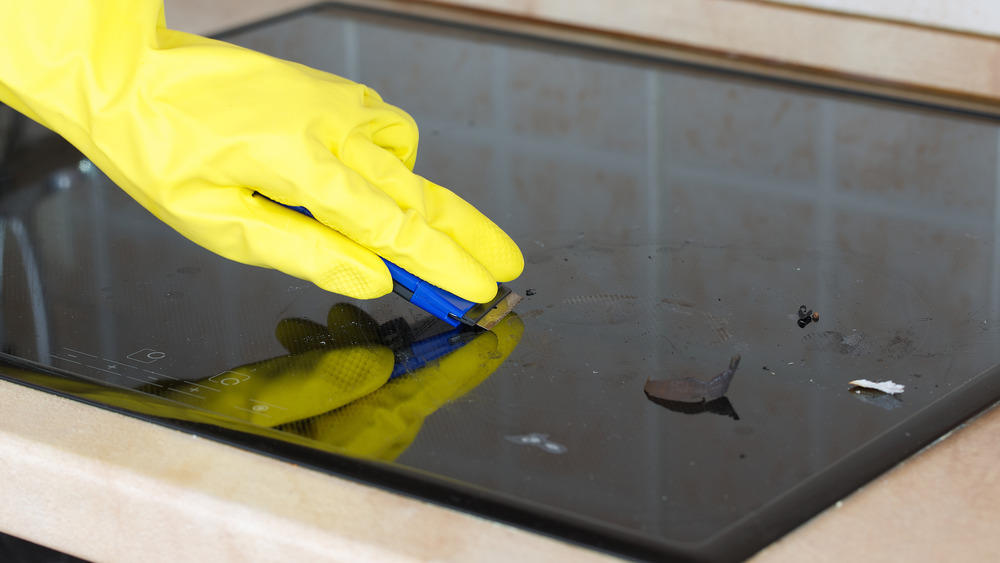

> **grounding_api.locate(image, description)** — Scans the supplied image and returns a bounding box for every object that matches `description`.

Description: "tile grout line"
[811,97,839,450]
[342,19,360,82]
[643,67,664,530]
[992,129,1000,319]
[491,45,515,226]
[646,69,661,252]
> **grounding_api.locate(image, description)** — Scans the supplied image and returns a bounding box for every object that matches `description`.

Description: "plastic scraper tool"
[280,202,522,330]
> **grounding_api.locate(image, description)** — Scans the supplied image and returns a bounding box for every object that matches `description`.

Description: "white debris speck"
[849,379,905,394]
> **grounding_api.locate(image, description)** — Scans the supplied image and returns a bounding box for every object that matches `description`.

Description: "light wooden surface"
[0,379,619,563]
[165,0,1000,105]
[768,0,1000,37]
[5,371,1000,562]
[416,0,1000,105]
[754,403,1000,562]
[4,1,1000,561]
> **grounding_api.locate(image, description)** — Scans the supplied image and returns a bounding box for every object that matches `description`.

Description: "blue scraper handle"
[279,203,477,327]
[380,259,477,327]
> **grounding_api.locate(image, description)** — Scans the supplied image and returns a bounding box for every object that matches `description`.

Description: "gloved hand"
[154,304,524,460]
[0,1,522,302]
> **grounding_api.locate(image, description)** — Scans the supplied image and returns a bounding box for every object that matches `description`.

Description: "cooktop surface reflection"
[2,4,1000,562]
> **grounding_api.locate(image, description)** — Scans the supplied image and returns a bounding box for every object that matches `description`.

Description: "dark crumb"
[762,365,768,370]
[797,305,820,328]
[525,289,537,296]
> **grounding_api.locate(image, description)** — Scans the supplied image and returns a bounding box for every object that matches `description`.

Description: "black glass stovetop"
[2,4,1000,561]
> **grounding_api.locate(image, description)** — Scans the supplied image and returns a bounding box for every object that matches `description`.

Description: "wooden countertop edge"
[0,379,620,563]
[167,1,1000,110]
[5,372,1000,562]
[414,0,1000,109]
[752,399,1000,562]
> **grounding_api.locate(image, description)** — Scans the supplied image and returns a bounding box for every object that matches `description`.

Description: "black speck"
[525,289,537,296]
[762,365,768,370]
[739,453,746,459]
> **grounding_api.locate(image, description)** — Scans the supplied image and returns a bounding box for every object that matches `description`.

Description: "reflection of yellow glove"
[156,305,394,426]
[300,312,524,461]
[162,346,395,428]
[157,304,523,460]
[0,1,522,302]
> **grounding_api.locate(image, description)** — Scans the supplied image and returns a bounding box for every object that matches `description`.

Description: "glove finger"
[304,312,524,460]
[325,303,381,341]
[274,318,331,354]
[165,184,393,299]
[271,145,502,303]
[358,99,523,282]
[433,311,524,398]
[308,134,523,301]
[184,346,394,427]
[358,86,420,171]
[274,304,380,354]
[344,132,523,281]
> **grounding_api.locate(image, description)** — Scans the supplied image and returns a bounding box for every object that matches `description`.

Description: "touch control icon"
[126,348,166,363]
[209,371,250,386]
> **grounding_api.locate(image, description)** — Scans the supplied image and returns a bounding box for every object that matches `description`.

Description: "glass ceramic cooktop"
[2,4,1000,561]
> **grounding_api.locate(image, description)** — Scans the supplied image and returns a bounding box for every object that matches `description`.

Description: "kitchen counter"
[3,1,1000,561]
[4,374,1000,562]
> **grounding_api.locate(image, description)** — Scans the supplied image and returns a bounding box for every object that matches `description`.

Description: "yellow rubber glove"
[304,312,524,461]
[154,305,395,427]
[0,1,523,302]
[153,304,524,461]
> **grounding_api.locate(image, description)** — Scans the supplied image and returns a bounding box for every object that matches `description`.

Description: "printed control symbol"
[209,371,250,386]
[127,348,166,363]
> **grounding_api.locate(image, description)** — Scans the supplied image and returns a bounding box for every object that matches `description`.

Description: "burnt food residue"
[644,354,741,403]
